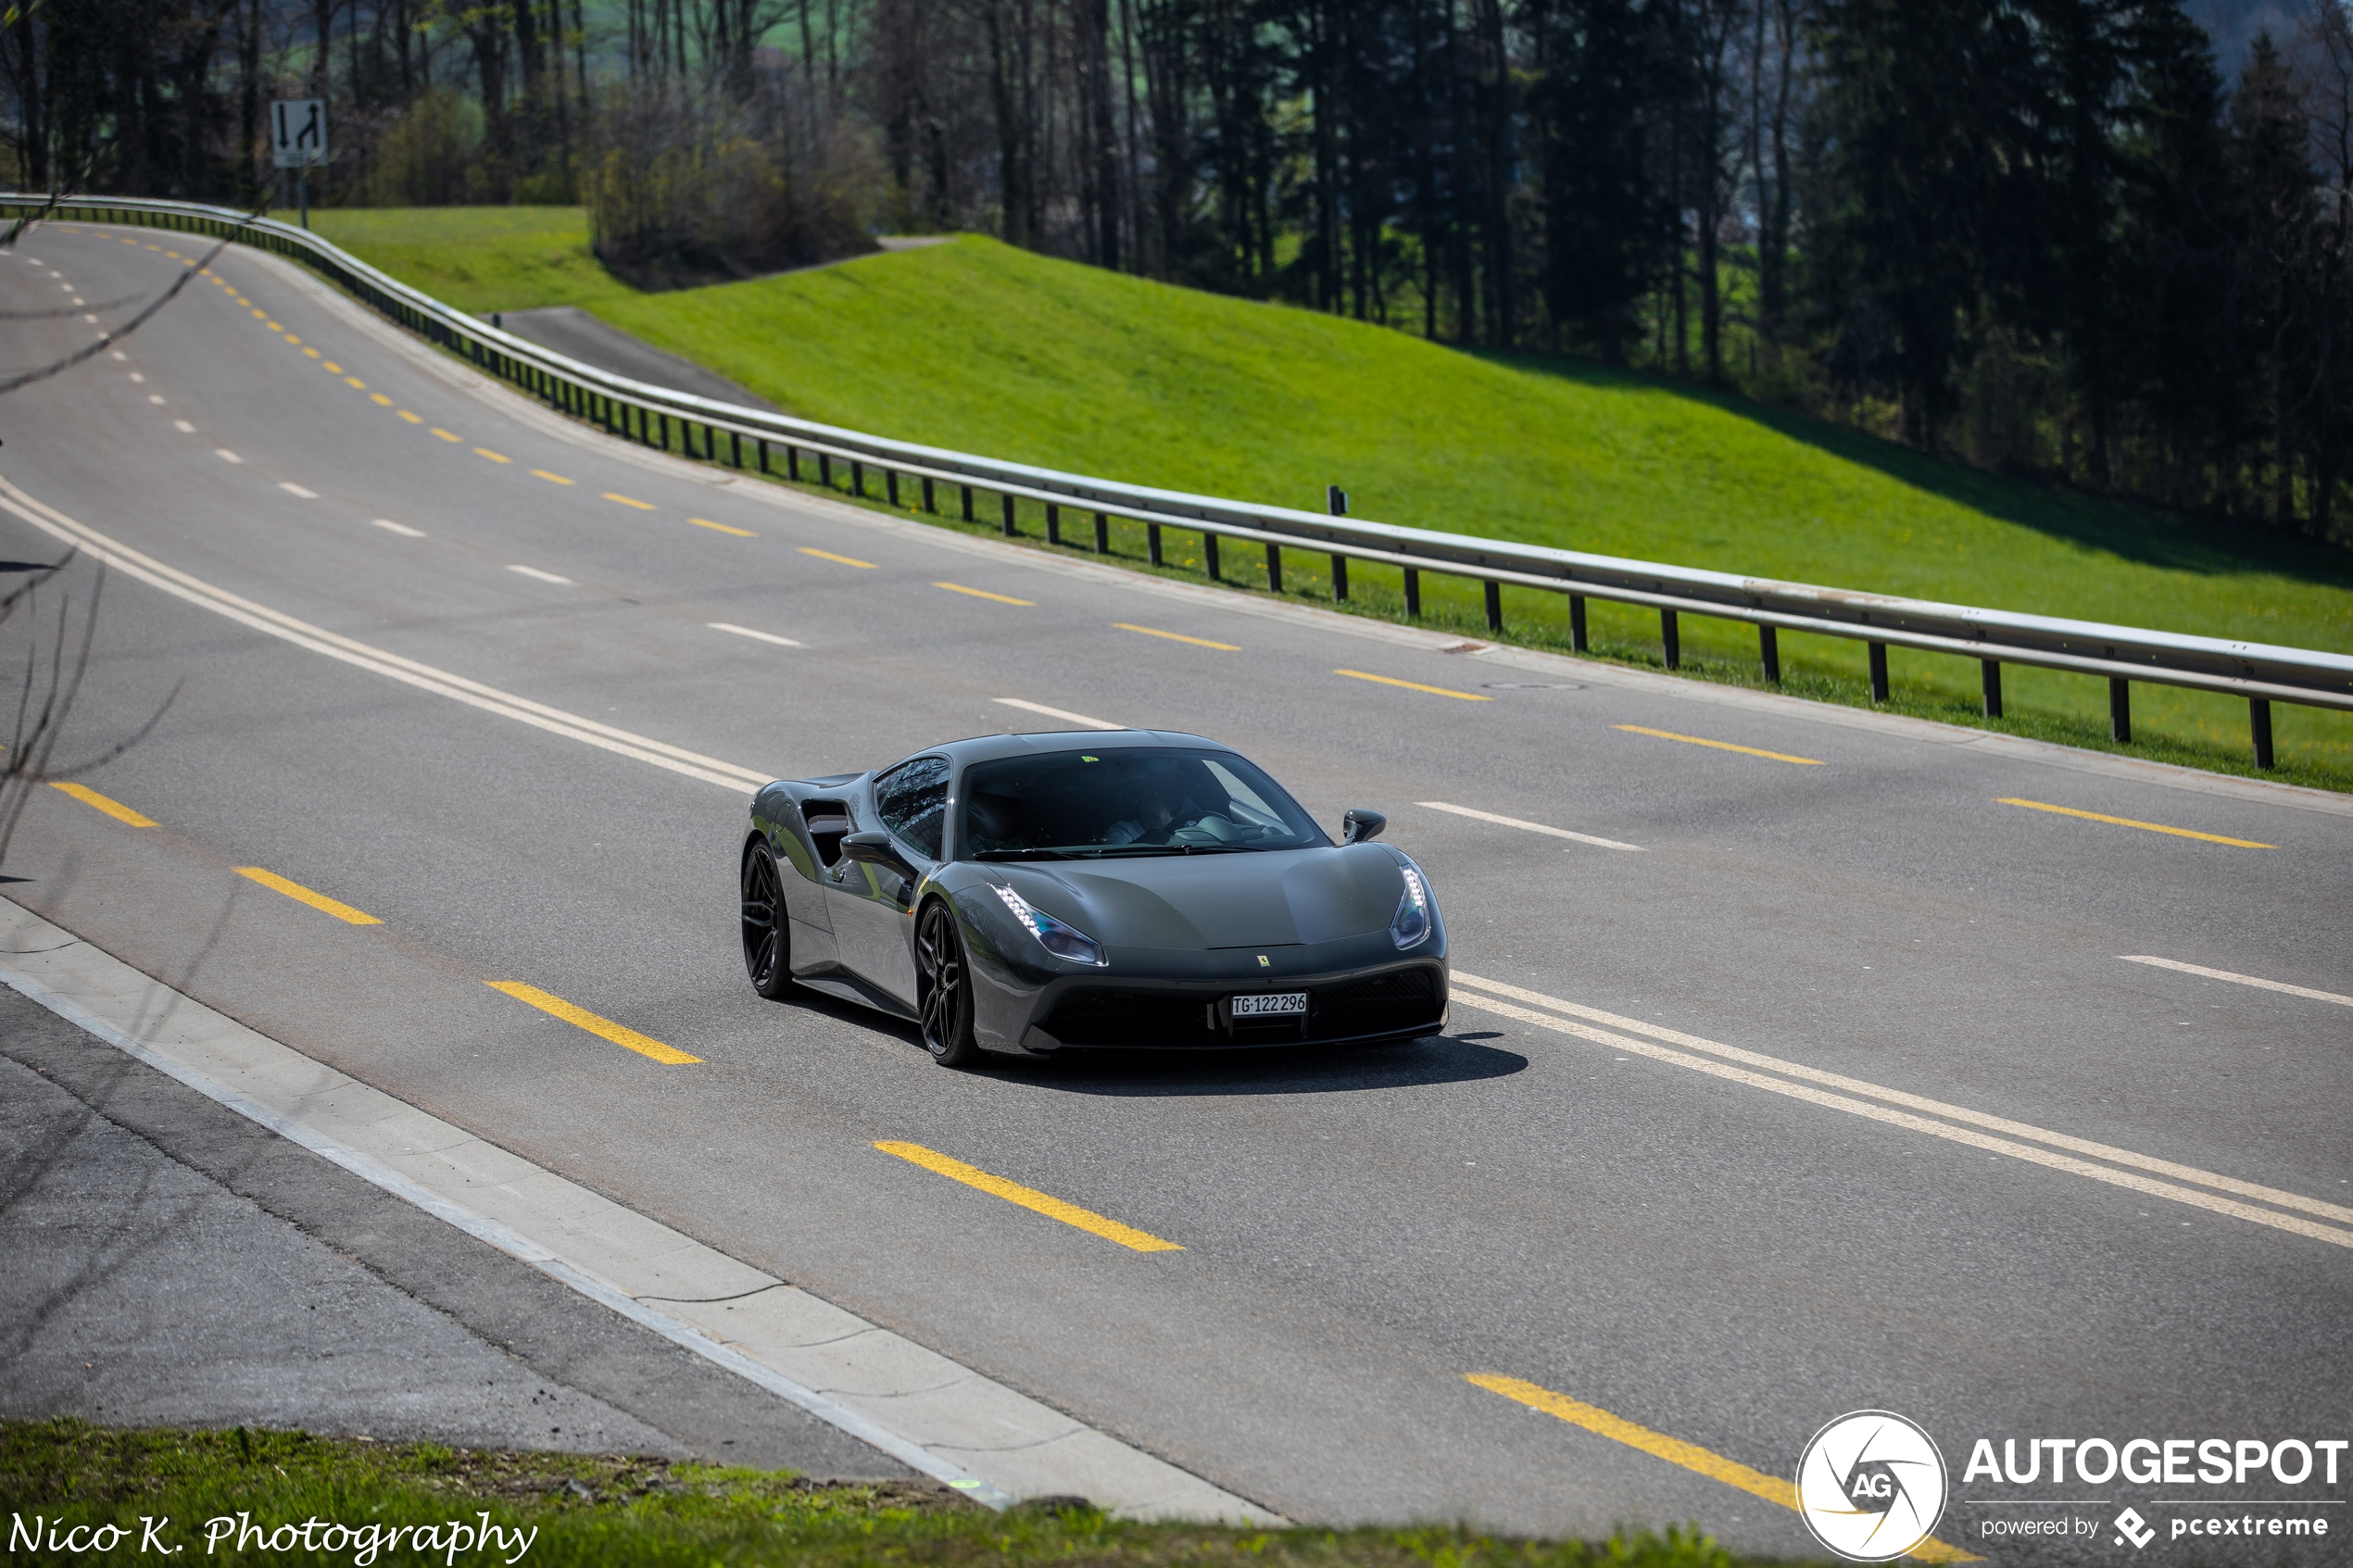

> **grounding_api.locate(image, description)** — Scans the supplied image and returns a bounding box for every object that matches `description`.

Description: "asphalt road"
[1,224,2347,1564]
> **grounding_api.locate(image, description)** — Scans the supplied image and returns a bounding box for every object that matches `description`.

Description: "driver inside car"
[1102,776,1191,845]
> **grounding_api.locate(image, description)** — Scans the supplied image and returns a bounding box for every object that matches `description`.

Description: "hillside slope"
[311,208,2353,784]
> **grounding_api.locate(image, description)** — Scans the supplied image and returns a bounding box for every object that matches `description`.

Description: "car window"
[959,747,1327,856]
[874,755,950,859]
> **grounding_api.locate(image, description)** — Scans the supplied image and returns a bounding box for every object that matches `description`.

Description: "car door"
[826,756,950,1007]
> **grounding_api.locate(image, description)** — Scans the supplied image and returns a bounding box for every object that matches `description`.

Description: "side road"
[0,901,1280,1524]
[0,983,911,1474]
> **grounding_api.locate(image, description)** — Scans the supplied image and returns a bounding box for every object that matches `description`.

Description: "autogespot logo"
[1795,1411,1951,1562]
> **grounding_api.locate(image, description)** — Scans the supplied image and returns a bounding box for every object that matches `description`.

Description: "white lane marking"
[146,393,164,405]
[2120,955,2353,1008]
[82,313,96,324]
[1449,987,2353,1260]
[993,697,1126,731]
[0,476,772,794]
[214,448,242,464]
[1448,985,2353,1250]
[173,420,195,433]
[280,483,318,499]
[371,519,425,538]
[506,564,573,585]
[1450,969,2353,1229]
[128,371,144,383]
[1417,800,1644,852]
[709,622,805,648]
[108,350,126,361]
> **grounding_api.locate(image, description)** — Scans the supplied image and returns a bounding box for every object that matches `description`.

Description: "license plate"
[1232,991,1308,1018]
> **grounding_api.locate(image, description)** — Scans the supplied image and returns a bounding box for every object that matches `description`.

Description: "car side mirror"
[839,830,897,865]
[1341,809,1387,845]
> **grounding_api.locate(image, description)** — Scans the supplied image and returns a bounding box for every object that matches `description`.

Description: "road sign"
[271,99,327,169]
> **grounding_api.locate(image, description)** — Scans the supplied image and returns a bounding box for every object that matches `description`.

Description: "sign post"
[270,99,328,227]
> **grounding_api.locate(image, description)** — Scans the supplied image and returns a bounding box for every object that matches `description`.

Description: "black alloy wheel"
[741,839,792,999]
[915,900,982,1067]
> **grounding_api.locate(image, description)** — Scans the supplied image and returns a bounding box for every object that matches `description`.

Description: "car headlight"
[991,884,1108,966]
[1391,866,1433,948]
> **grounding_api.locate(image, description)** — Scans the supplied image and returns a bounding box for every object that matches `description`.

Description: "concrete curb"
[0,897,1282,1525]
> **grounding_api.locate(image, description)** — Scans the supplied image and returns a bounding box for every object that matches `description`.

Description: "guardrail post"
[1981,659,2002,717]
[886,469,899,507]
[1760,625,1780,683]
[660,413,672,452]
[1331,556,1349,600]
[1569,596,1587,652]
[1403,568,1420,618]
[787,445,801,482]
[1001,493,1017,535]
[1868,641,1889,701]
[759,439,770,475]
[1094,512,1109,553]
[1266,544,1283,593]
[924,477,937,513]
[819,452,832,488]
[962,484,975,521]
[730,431,742,469]
[2109,678,2131,743]
[1484,582,1502,633]
[851,460,866,498]
[2250,698,2274,770]
[1047,504,1062,545]
[1205,533,1220,580]
[1148,523,1163,565]
[1661,609,1680,670]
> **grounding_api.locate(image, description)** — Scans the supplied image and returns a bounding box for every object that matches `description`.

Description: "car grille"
[1040,989,1218,1047]
[1040,966,1442,1048]
[1305,967,1442,1040]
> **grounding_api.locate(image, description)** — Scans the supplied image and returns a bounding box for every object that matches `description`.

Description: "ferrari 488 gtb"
[739,729,1449,1065]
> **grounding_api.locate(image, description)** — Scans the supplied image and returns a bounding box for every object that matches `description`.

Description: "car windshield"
[960,747,1329,858]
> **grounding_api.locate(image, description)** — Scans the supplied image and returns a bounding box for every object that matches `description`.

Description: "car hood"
[1004,844,1408,948]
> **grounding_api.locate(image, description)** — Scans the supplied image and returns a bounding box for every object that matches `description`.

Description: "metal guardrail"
[12,193,2351,771]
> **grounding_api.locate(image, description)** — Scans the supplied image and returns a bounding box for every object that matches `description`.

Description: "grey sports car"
[738,729,1449,1065]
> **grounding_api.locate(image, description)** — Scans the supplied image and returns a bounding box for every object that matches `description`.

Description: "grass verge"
[2,1421,1793,1568]
[304,207,2353,786]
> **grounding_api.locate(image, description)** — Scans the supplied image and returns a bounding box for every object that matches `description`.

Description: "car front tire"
[915,899,983,1067]
[741,838,793,1000]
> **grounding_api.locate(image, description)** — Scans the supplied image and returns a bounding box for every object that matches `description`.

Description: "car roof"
[778,731,1239,792]
[929,729,1233,769]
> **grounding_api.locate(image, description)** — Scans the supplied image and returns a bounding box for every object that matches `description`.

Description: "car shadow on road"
[992,1031,1528,1097]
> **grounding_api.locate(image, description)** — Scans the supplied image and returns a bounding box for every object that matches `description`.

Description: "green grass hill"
[310,207,2353,787]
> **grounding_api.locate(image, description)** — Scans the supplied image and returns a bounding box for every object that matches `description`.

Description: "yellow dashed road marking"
[690,518,754,536]
[603,493,656,509]
[485,982,701,1064]
[875,1141,1183,1252]
[1997,797,2273,849]
[49,781,156,827]
[935,582,1034,605]
[397,410,422,423]
[235,866,383,925]
[532,470,574,485]
[1466,1375,1978,1562]
[474,448,511,463]
[430,428,462,443]
[799,546,876,568]
[1114,622,1239,650]
[1613,724,1822,765]
[1334,669,1491,701]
